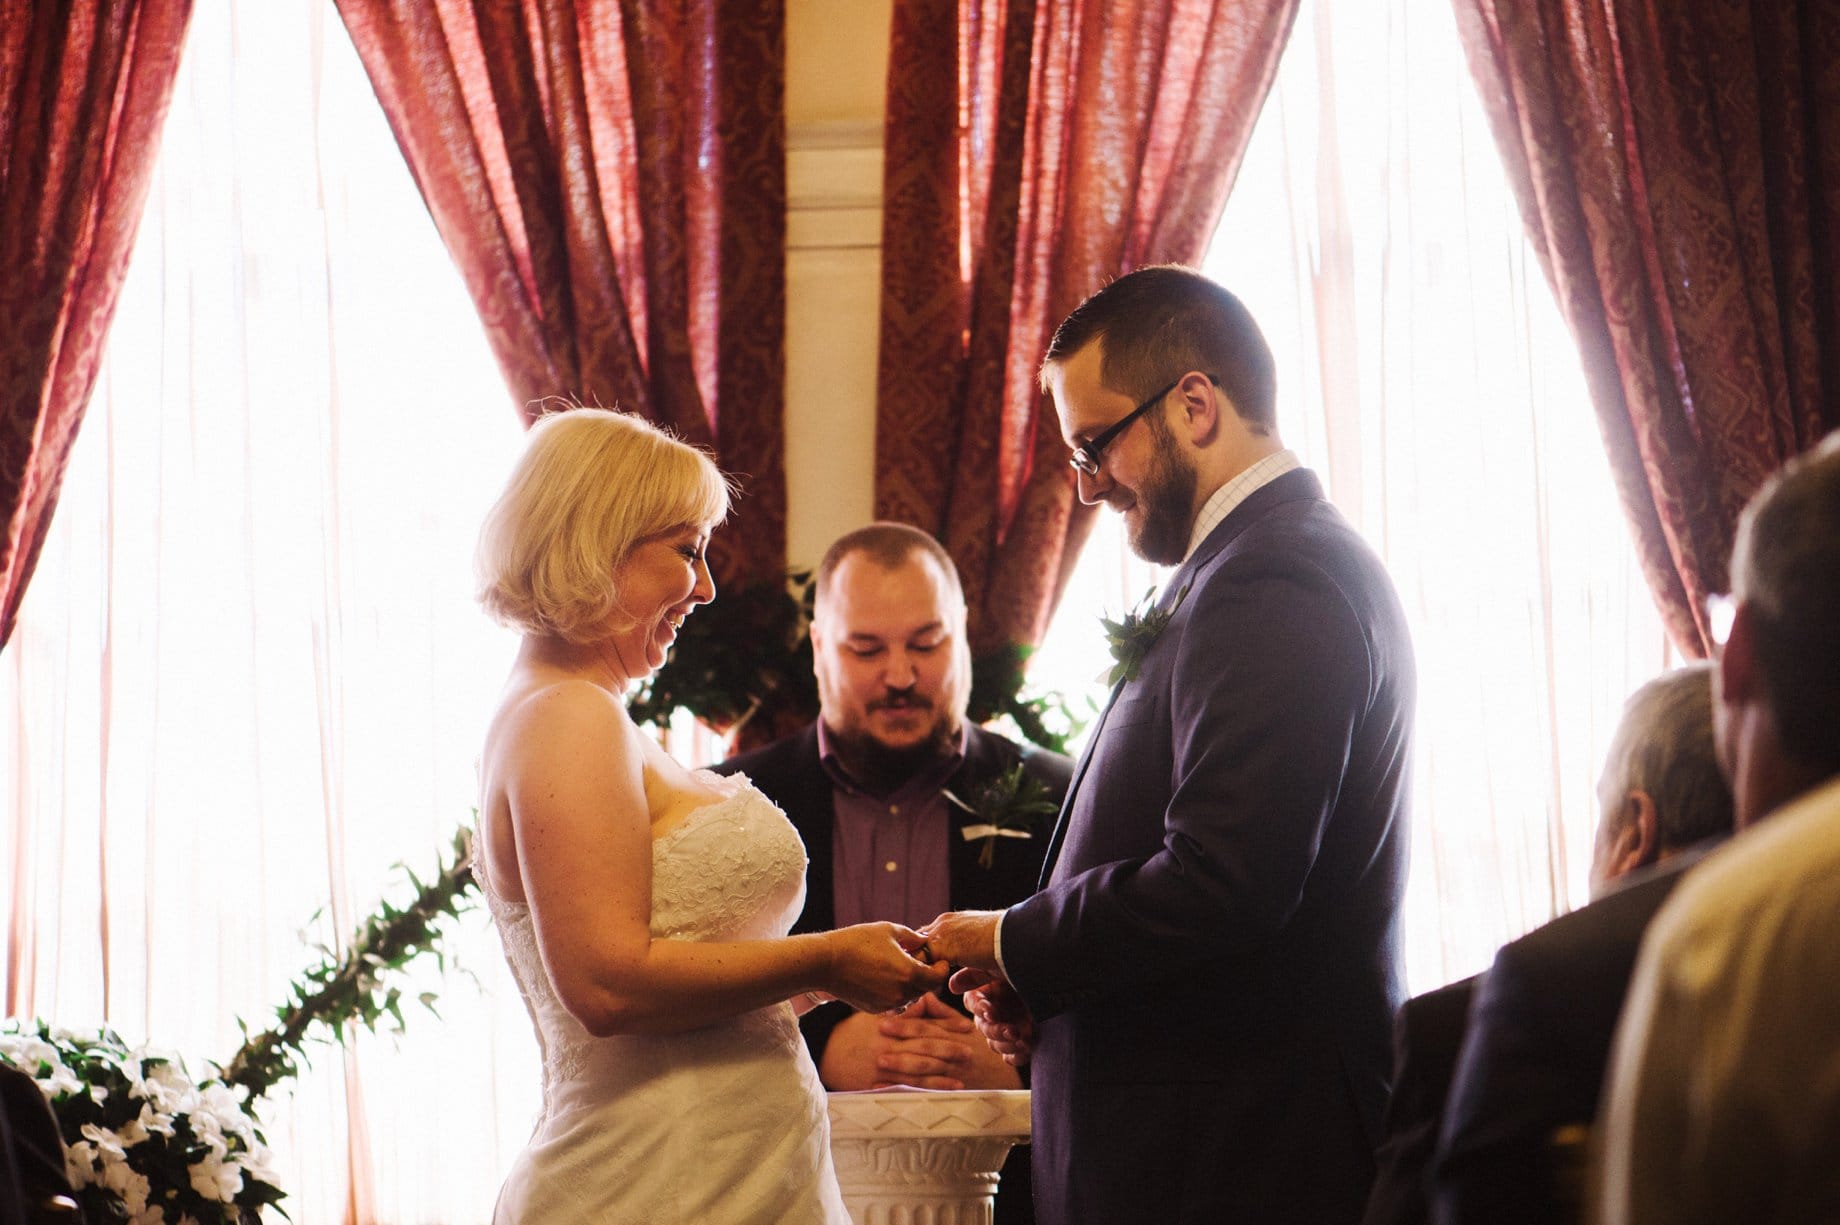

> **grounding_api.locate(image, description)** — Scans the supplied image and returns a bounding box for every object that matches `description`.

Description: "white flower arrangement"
[0,1020,285,1224]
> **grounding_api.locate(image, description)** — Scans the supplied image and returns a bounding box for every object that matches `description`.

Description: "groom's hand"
[917,909,1003,973]
[964,977,1035,1069]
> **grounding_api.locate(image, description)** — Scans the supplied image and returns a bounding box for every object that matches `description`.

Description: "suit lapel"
[1037,679,1121,887]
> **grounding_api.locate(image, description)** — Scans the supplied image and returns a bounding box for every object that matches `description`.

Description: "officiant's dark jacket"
[1001,467,1415,1225]
[1431,844,1718,1225]
[715,721,1072,1060]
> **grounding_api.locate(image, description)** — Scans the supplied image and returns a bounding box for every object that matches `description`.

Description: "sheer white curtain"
[1,4,538,1220]
[1032,0,1676,992]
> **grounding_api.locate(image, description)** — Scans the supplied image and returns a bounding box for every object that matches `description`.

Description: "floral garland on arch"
[2,827,481,1223]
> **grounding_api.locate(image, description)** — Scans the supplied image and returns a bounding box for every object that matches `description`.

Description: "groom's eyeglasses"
[1068,373,1220,477]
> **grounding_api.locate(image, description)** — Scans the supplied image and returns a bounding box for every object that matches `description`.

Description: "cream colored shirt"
[1183,449,1301,561]
[1594,774,1840,1225]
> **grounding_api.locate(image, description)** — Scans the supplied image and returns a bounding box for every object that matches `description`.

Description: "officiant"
[714,522,1072,1225]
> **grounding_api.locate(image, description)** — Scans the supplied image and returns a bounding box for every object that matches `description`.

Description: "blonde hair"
[475,407,730,642]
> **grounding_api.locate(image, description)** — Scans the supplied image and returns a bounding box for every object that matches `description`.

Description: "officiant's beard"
[825,708,961,796]
[1128,422,1199,566]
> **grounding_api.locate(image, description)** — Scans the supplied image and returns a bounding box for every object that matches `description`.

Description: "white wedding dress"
[479,773,852,1224]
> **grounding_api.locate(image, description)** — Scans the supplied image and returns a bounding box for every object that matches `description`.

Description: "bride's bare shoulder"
[484,676,641,774]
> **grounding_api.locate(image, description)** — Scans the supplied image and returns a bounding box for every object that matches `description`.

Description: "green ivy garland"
[221,825,478,1101]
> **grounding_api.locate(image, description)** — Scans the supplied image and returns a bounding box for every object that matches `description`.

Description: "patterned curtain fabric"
[333,0,788,587]
[1452,0,1840,654]
[0,0,193,649]
[873,0,1301,653]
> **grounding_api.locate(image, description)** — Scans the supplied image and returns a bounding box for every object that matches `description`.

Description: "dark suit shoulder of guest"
[1362,975,1479,1225]
[1000,468,1415,1224]
[1432,842,1721,1225]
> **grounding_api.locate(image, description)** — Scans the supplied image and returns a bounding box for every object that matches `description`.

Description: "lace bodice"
[478,774,809,1080]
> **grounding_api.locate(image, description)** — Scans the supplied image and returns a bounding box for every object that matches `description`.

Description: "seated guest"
[716,522,1072,1225]
[1360,973,1478,1225]
[1595,432,1840,1225]
[1430,663,1733,1225]
[2,1063,79,1223]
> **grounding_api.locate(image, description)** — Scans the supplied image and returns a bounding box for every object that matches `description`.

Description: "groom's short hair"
[1040,264,1278,432]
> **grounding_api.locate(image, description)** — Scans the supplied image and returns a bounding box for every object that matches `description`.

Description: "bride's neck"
[518,633,636,693]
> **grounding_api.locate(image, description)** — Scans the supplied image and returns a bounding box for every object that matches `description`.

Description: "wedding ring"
[916,943,933,962]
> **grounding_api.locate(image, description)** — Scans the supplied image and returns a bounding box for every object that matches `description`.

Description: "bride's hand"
[821,923,951,1014]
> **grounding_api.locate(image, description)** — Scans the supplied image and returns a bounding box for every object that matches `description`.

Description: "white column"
[828,1090,1032,1225]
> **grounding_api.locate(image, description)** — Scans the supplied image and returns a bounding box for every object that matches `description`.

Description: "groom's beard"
[824,703,961,797]
[1127,420,1199,566]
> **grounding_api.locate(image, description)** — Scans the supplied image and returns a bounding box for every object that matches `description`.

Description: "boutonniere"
[1101,583,1190,687]
[944,764,1061,869]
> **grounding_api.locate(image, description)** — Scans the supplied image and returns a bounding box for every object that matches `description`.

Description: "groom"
[923,265,1415,1223]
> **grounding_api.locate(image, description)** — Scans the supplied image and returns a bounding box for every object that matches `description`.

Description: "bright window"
[2,5,532,1218]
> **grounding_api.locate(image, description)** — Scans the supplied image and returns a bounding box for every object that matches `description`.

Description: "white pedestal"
[827,1089,1031,1225]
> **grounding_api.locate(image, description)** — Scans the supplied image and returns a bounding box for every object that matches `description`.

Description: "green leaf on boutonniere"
[1101,583,1190,688]
[944,764,1061,869]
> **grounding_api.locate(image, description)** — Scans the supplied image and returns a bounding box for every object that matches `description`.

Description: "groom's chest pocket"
[1072,695,1173,855]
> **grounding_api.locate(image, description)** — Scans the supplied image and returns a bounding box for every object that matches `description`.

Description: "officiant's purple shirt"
[818,721,966,931]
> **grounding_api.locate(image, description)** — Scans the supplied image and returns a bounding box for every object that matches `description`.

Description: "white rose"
[99,1159,153,1215]
[35,1066,85,1099]
[197,1083,254,1138]
[135,1101,177,1138]
[144,1060,191,1092]
[79,1123,129,1162]
[63,1138,97,1185]
[16,1037,64,1070]
[188,1148,244,1202]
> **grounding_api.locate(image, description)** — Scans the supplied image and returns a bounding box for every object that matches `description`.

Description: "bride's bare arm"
[497,684,945,1035]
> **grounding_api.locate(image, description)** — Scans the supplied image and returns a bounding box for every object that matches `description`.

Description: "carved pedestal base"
[827,1090,1031,1225]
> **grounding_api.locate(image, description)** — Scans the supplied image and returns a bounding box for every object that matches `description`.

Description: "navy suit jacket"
[716,722,1072,1061]
[1361,976,1479,1225]
[1001,467,1415,1224]
[1431,845,1719,1225]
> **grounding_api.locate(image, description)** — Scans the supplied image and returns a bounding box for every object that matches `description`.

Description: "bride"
[472,407,946,1223]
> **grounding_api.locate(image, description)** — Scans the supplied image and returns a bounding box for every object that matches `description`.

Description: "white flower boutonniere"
[945,764,1061,869]
[1101,583,1190,688]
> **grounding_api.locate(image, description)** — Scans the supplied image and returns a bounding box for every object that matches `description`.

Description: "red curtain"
[1453,0,1840,654]
[334,0,789,587]
[874,0,1301,653]
[0,0,193,649]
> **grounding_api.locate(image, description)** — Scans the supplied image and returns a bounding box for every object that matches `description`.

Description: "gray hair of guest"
[814,522,967,614]
[1599,663,1733,852]
[1729,429,1840,774]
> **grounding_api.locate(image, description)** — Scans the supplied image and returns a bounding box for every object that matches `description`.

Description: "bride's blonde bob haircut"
[476,407,730,643]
